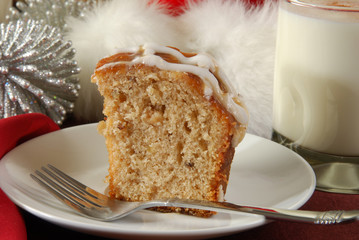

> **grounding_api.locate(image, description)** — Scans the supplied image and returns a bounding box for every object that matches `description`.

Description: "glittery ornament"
[0,20,80,125]
[6,0,98,33]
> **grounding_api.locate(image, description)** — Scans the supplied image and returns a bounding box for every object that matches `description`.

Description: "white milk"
[273,1,359,156]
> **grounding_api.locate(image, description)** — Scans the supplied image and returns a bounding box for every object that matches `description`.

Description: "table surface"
[23,118,359,239]
[22,190,359,240]
[2,117,358,240]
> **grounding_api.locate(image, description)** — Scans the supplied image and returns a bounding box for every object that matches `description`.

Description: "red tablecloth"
[239,191,359,240]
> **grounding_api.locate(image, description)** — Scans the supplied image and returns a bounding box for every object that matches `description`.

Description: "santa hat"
[65,0,278,138]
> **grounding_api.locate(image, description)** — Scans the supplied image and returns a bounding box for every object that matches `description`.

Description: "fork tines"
[30,165,109,214]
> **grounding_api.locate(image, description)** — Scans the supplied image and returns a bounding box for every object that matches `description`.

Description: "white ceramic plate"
[0,124,315,240]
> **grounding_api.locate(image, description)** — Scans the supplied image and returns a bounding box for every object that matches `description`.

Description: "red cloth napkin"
[0,113,59,240]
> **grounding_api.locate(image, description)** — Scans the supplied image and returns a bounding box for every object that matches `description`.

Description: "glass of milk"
[272,0,359,193]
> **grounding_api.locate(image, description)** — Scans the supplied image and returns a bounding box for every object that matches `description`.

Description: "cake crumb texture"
[93,47,246,217]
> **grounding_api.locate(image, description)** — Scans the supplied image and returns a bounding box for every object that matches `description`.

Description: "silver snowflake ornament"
[0,20,80,125]
[6,0,98,33]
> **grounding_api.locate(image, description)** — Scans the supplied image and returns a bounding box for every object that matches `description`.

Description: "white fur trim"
[65,0,278,138]
[65,0,182,122]
[178,0,278,138]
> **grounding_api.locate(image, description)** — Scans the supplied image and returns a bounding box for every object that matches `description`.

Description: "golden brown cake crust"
[92,45,247,217]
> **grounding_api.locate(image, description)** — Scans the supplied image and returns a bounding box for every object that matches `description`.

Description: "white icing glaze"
[96,43,248,128]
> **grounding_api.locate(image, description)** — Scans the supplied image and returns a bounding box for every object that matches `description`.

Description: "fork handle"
[162,199,358,224]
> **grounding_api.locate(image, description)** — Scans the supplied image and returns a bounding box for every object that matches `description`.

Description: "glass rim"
[287,0,359,12]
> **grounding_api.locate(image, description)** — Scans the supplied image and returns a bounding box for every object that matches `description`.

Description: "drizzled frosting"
[96,43,248,128]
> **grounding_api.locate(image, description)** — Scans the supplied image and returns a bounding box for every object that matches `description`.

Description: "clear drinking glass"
[272,0,359,193]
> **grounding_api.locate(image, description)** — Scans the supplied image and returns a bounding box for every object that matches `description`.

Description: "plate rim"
[0,123,316,239]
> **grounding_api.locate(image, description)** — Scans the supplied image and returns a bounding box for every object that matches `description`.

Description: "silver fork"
[30,164,359,224]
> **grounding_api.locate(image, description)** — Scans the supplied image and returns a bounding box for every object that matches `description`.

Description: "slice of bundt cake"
[92,43,248,217]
